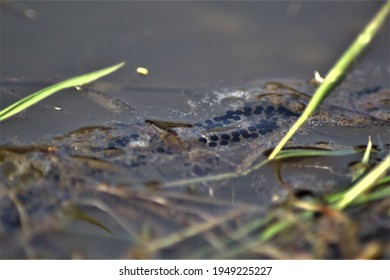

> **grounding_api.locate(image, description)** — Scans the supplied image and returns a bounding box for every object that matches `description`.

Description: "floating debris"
[136,67,149,76]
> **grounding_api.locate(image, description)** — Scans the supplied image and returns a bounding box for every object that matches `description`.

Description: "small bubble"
[25,9,37,19]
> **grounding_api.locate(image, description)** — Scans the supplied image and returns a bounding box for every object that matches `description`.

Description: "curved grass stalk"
[162,149,359,188]
[0,62,125,122]
[64,204,115,235]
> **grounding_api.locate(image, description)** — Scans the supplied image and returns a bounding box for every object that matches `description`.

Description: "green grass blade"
[260,219,293,242]
[260,211,313,242]
[268,2,390,160]
[350,137,373,181]
[0,62,125,122]
[65,204,115,235]
[361,136,372,164]
[352,186,390,205]
[273,149,358,160]
[378,176,390,185]
[334,155,390,210]
[326,182,389,204]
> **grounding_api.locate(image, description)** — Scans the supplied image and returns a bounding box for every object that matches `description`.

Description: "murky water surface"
[0,2,389,259]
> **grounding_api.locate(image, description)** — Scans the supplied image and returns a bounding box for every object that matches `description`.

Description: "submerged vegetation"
[0,2,389,259]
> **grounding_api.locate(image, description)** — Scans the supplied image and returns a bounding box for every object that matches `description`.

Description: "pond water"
[0,1,389,259]
[1,1,388,142]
